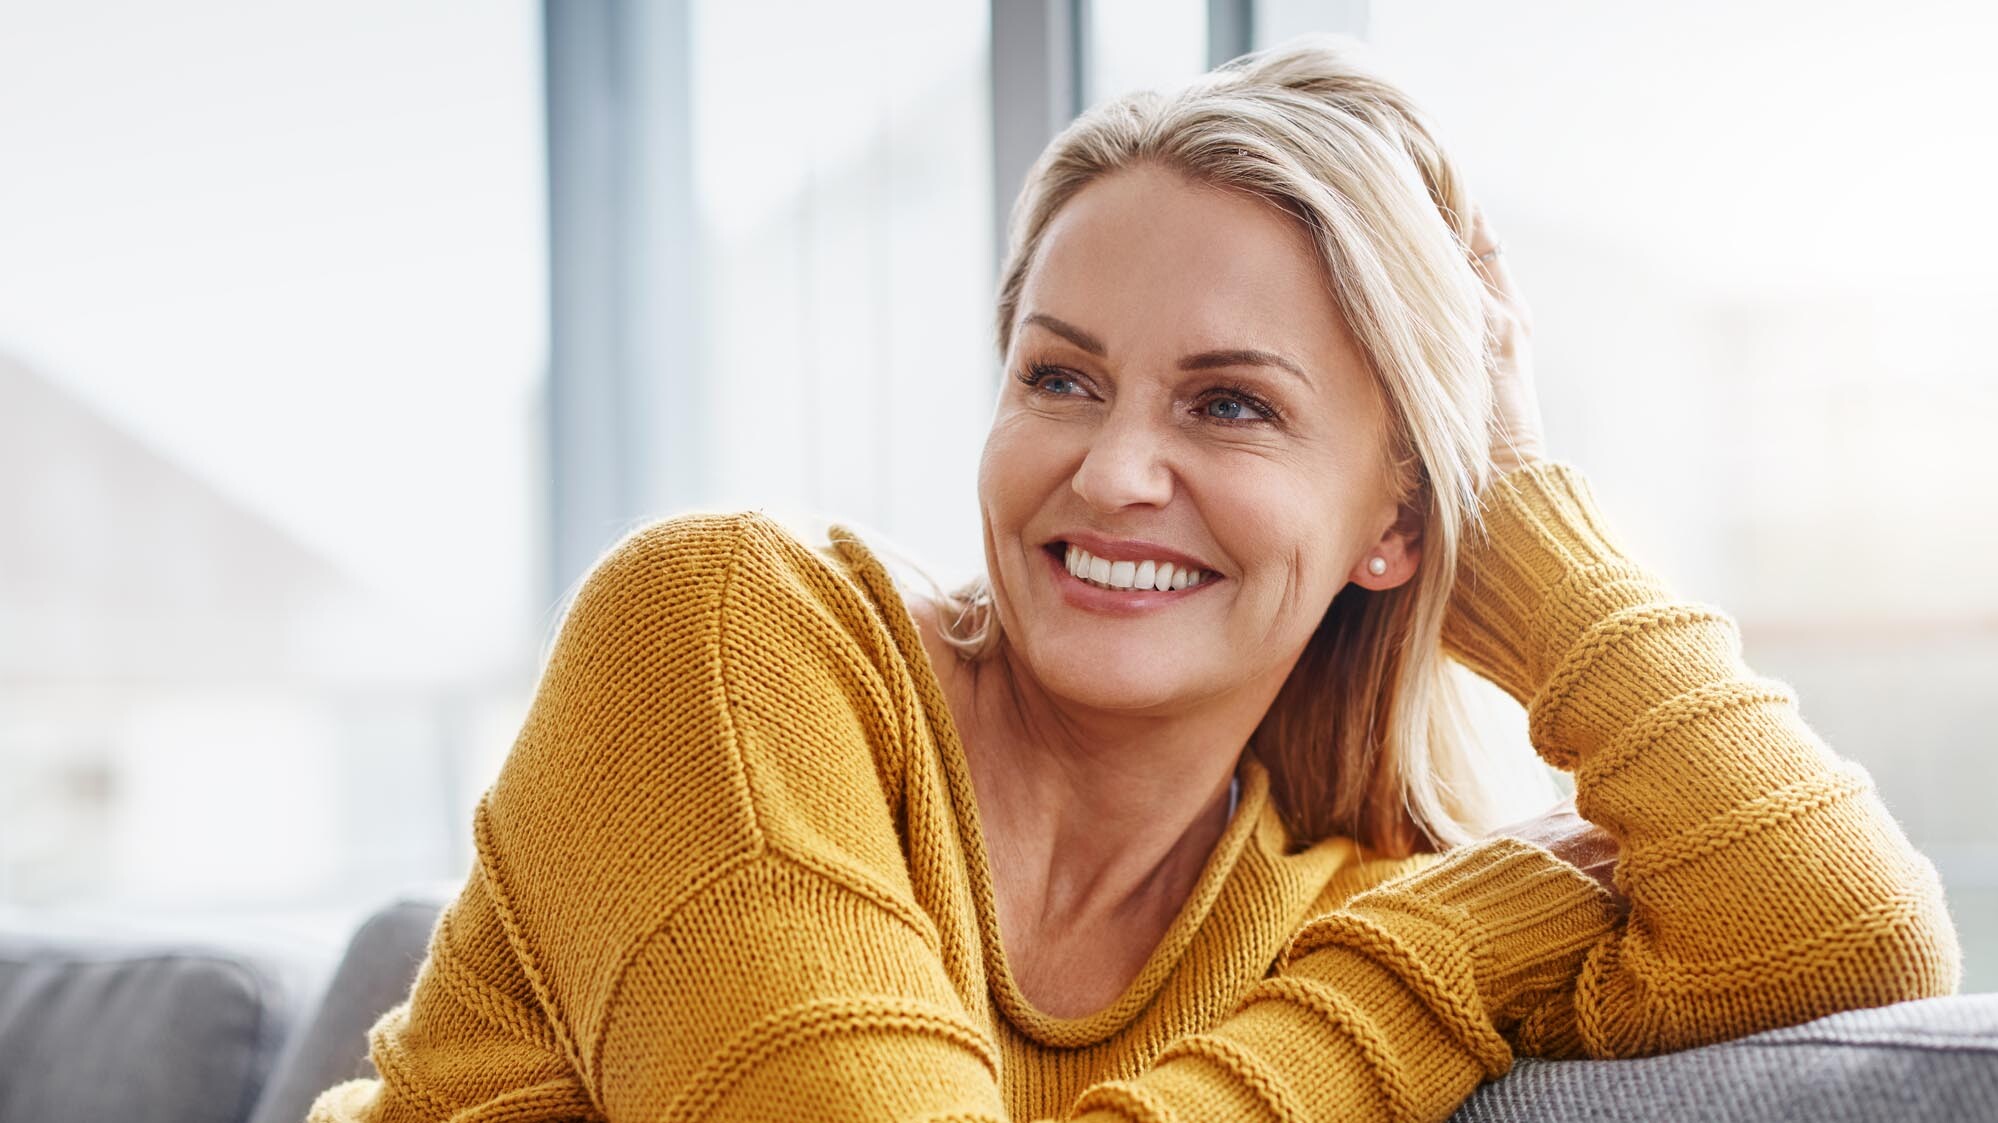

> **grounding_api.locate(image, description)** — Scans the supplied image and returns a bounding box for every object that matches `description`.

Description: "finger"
[1466,204,1500,284]
[1467,204,1520,307]
[1466,203,1533,322]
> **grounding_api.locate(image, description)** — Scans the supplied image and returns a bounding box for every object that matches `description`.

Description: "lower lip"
[1041,544,1222,615]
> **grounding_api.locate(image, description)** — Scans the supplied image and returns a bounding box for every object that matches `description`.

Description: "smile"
[1040,542,1222,613]
[1063,542,1214,590]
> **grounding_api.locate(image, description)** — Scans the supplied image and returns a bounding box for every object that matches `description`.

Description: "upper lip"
[1046,531,1220,576]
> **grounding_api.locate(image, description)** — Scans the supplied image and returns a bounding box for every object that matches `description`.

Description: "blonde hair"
[923,34,1519,856]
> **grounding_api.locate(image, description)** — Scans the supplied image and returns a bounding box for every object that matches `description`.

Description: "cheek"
[974,425,1013,517]
[1197,462,1353,592]
[977,412,1067,514]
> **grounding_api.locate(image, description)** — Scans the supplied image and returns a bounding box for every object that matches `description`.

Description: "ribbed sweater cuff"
[1441,460,1670,714]
[1284,837,1621,1035]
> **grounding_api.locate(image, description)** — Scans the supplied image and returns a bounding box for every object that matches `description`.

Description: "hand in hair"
[1487,797,1628,914]
[1469,203,1548,478]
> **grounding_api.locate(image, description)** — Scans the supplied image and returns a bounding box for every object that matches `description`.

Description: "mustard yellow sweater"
[308,461,1960,1123]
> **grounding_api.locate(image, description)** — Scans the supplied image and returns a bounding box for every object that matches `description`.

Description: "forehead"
[1020,165,1353,366]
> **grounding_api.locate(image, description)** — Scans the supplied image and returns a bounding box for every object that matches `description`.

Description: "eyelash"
[1016,362,1287,425]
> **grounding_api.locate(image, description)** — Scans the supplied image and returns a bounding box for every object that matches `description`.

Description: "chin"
[1020,641,1199,713]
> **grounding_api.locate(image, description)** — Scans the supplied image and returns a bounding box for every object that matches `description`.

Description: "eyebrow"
[1022,312,1310,385]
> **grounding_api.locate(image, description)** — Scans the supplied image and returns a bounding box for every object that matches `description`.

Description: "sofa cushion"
[246,899,441,1123]
[0,931,299,1123]
[1451,994,1998,1122]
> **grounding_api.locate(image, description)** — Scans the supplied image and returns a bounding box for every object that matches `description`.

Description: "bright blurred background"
[2,0,1994,988]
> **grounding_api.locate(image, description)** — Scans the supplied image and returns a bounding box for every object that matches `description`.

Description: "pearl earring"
[1366,556,1388,576]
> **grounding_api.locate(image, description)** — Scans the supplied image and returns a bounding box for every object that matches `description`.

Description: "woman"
[311,35,1959,1123]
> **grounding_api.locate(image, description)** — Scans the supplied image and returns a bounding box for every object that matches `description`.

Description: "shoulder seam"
[504,511,765,1099]
[719,511,914,784]
[578,511,766,1092]
[471,796,602,1108]
[578,511,943,1094]
[713,511,766,845]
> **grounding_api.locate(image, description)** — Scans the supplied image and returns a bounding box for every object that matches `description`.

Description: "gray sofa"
[4,898,1995,1122]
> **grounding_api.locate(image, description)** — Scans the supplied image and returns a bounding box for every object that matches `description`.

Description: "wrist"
[1489,447,1546,480]
[1441,461,1667,719]
[1286,838,1621,1033]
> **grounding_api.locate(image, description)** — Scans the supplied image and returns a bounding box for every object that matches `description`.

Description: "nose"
[1070,407,1175,512]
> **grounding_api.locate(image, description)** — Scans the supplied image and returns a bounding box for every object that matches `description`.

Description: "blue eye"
[1198,385,1281,425]
[1017,363,1081,396]
[1014,364,1284,427]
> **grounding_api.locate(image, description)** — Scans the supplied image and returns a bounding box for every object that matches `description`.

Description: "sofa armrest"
[1452,995,1998,1122]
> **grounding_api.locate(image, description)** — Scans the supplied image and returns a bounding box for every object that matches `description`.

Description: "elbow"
[1820,843,1964,1015]
[1789,783,1964,1011]
[1866,856,1964,1004]
[1711,858,1961,1046]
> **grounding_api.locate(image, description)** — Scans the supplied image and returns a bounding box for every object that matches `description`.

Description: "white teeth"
[1061,543,1212,591]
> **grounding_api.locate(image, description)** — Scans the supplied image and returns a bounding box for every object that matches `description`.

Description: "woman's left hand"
[1468,205,1547,478]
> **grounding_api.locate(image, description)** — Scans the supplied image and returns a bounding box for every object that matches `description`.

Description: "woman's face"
[977,163,1419,716]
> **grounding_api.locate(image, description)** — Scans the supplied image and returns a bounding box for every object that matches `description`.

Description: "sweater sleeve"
[478,511,1016,1121]
[312,510,1014,1123]
[1064,836,1624,1123]
[1438,460,1962,1058]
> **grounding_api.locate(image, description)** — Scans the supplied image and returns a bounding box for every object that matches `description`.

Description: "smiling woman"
[964,160,1452,858]
[310,33,1960,1123]
[948,74,1509,859]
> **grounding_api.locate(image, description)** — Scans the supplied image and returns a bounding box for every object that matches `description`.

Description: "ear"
[1348,498,1424,590]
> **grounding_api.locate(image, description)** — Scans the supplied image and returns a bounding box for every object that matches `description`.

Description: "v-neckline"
[827,523,1274,1048]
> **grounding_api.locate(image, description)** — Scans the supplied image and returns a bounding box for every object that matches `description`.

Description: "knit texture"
[307,460,1959,1123]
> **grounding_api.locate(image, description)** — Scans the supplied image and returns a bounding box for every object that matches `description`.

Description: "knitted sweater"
[308,460,1960,1123]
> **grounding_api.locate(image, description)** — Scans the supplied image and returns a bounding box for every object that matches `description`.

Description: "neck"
[955,631,1283,930]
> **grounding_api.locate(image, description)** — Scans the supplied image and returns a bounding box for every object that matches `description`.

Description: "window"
[683,0,993,582]
[9,0,1990,996]
[0,1,545,942]
[1086,0,1210,108]
[1361,0,1998,989]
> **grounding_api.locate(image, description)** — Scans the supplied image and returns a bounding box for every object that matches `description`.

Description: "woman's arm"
[1064,835,1623,1122]
[1445,460,1962,1058]
[1451,207,1956,1057]
[316,512,1015,1122]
